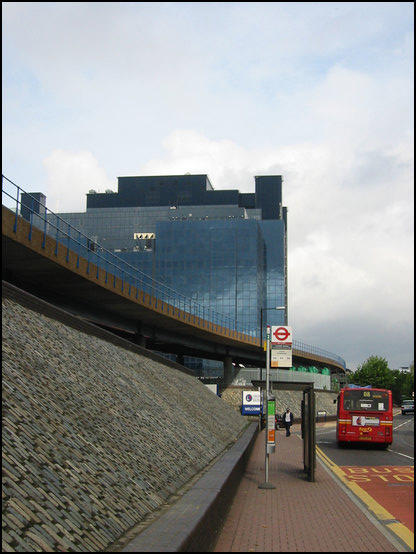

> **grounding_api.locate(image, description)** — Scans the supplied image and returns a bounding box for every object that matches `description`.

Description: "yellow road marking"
[316,445,414,551]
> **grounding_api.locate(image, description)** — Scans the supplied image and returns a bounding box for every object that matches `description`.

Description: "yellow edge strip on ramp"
[316,445,414,551]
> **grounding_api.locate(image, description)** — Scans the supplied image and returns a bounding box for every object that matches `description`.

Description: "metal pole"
[259,325,275,489]
[265,325,270,482]
[260,308,263,382]
[258,386,262,432]
[260,308,263,348]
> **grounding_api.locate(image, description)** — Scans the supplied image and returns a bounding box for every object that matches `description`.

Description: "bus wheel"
[337,441,345,448]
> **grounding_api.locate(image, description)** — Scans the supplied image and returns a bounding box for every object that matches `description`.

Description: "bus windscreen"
[343,390,389,412]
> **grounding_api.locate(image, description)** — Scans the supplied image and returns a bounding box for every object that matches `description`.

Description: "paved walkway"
[213,424,400,552]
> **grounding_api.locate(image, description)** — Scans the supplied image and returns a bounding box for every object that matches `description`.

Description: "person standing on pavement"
[283,408,294,436]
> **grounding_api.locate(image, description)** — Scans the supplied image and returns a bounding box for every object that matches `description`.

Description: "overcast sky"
[2,2,414,371]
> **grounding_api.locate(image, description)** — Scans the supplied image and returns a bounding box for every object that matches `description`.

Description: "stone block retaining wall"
[221,386,338,418]
[2,291,247,552]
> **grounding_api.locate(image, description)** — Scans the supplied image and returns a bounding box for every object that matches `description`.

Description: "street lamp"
[260,306,286,349]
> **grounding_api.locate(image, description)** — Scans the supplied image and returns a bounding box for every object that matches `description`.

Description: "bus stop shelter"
[251,380,316,482]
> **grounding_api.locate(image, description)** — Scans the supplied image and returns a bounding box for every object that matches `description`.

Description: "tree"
[350,356,394,390]
[349,356,414,403]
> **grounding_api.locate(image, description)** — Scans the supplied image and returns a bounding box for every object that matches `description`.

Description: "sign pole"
[259,325,276,489]
[265,327,270,483]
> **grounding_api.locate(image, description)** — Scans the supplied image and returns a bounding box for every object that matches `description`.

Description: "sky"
[2,2,414,371]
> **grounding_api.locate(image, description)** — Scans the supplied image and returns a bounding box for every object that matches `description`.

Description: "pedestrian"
[282,408,294,436]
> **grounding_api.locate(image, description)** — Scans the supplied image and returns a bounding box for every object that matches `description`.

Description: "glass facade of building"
[47,174,287,370]
[154,219,267,334]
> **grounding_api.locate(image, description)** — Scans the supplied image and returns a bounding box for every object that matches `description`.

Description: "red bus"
[335,386,393,448]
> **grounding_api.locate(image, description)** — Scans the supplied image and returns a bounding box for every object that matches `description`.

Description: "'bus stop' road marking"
[340,466,414,533]
[316,446,414,552]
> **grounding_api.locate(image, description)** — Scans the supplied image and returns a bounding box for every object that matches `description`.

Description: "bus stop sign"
[272,326,292,344]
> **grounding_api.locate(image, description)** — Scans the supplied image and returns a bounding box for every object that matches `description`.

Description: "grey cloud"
[299,314,414,371]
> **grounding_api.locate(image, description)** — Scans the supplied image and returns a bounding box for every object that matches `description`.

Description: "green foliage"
[331,379,340,393]
[391,369,414,403]
[350,356,393,389]
[349,355,414,403]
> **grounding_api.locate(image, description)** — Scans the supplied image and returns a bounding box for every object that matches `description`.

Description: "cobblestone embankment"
[2,292,247,552]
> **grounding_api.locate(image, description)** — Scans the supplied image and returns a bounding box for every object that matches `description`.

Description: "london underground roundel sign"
[271,326,292,344]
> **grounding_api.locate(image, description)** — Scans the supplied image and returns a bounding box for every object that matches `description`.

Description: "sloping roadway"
[2,205,262,366]
[2,205,346,372]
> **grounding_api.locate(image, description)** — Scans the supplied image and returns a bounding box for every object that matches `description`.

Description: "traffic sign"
[271,326,292,344]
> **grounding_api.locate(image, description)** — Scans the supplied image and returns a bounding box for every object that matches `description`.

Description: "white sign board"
[271,326,293,344]
[242,390,261,405]
[271,346,292,368]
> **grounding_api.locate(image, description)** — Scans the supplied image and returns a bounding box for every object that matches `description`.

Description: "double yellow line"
[316,446,414,551]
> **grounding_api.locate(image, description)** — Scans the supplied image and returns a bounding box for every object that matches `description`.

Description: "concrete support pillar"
[223,355,234,386]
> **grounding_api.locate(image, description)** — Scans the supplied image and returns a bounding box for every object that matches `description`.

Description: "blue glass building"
[48,174,287,372]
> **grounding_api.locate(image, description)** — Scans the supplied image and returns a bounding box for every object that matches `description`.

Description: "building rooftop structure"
[85,174,283,219]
